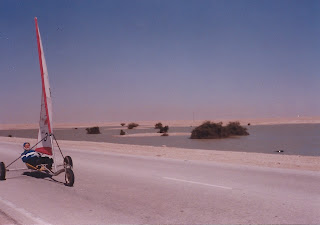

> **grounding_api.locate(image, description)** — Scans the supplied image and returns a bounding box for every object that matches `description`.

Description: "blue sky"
[1,0,320,124]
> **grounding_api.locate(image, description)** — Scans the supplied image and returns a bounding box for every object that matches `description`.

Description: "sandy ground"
[2,116,320,130]
[114,132,190,137]
[1,136,319,172]
[0,210,18,224]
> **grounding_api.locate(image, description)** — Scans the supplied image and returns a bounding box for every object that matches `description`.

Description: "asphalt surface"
[0,142,319,224]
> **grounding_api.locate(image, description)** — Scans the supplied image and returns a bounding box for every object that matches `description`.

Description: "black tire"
[64,156,73,168]
[65,168,74,187]
[0,162,6,180]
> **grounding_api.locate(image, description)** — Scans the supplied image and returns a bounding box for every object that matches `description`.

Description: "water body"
[1,124,319,156]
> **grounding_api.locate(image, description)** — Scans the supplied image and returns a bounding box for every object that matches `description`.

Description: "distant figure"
[275,150,284,153]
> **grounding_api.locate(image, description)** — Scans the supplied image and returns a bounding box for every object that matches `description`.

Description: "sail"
[34,17,53,156]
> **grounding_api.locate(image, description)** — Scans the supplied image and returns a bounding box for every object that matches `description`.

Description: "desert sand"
[114,132,190,137]
[0,136,319,172]
[2,116,320,130]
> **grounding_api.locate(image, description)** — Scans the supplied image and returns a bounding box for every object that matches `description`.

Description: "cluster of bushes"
[154,122,163,129]
[154,122,169,136]
[86,126,101,134]
[128,123,139,129]
[190,121,249,139]
[159,126,169,133]
[117,122,139,135]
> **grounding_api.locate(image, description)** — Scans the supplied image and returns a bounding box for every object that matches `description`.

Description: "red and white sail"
[34,17,53,156]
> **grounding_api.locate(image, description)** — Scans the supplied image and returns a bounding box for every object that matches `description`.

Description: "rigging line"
[51,134,64,159]
[6,134,49,169]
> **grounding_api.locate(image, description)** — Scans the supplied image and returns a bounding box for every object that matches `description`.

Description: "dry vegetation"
[86,126,101,134]
[191,121,249,139]
[127,123,139,129]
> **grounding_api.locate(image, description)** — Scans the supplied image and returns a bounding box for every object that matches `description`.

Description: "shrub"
[159,125,169,133]
[8,134,12,137]
[121,123,126,127]
[161,133,169,136]
[155,122,169,134]
[86,126,101,134]
[128,123,139,129]
[120,130,126,135]
[191,121,227,139]
[190,121,248,139]
[155,122,163,129]
[226,121,249,136]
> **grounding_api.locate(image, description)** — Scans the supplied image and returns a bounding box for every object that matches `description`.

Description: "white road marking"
[0,197,51,225]
[163,177,232,190]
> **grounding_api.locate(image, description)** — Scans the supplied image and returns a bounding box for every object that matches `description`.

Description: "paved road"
[0,142,319,224]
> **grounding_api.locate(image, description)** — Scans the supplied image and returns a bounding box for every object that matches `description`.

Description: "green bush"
[190,121,248,139]
[86,126,101,134]
[121,123,126,127]
[155,122,163,129]
[128,123,139,129]
[120,130,126,135]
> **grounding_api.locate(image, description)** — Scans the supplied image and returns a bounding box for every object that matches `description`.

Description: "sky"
[1,0,320,124]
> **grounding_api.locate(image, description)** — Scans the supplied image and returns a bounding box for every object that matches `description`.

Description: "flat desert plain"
[0,117,319,172]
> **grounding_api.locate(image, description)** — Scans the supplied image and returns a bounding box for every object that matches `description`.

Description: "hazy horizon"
[1,0,320,124]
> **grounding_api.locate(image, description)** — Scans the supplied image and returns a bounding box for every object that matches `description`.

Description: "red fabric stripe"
[35,17,52,133]
[35,147,53,155]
